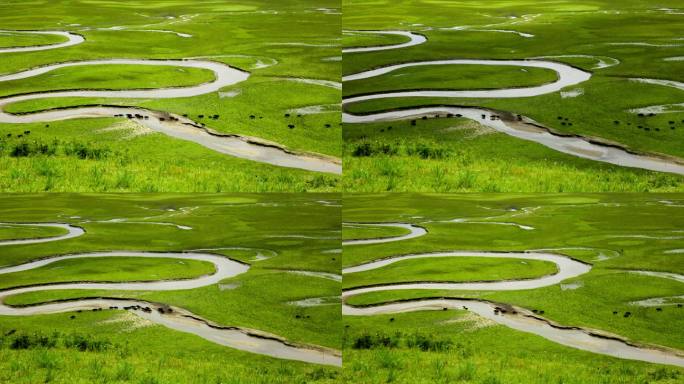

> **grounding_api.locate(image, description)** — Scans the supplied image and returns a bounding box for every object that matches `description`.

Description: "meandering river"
[342,30,684,176]
[342,221,684,367]
[0,222,84,247]
[0,223,341,366]
[0,30,341,174]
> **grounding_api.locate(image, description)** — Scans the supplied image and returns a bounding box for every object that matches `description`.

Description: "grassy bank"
[343,117,684,192]
[342,193,684,381]
[342,256,557,289]
[0,193,342,382]
[0,312,338,384]
[343,311,683,384]
[0,118,339,192]
[0,224,67,241]
[342,223,411,240]
[342,0,684,191]
[0,0,342,191]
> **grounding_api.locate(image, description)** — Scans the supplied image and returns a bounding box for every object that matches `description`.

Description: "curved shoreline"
[1,293,341,366]
[342,250,590,294]
[0,222,84,247]
[530,54,620,70]
[341,30,684,176]
[0,32,341,174]
[342,298,684,367]
[343,105,684,175]
[342,221,684,367]
[0,227,341,366]
[0,30,84,53]
[342,30,427,53]
[3,102,342,173]
[342,59,589,98]
[342,222,427,245]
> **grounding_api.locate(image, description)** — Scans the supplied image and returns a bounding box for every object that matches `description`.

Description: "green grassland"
[0,312,338,384]
[3,76,340,156]
[0,118,338,192]
[343,311,682,384]
[342,223,411,240]
[343,64,558,97]
[0,0,341,192]
[342,32,410,49]
[0,32,66,48]
[0,224,67,241]
[0,65,215,96]
[0,257,215,290]
[342,0,684,192]
[0,193,341,383]
[342,256,557,289]
[342,193,684,383]
[343,117,684,192]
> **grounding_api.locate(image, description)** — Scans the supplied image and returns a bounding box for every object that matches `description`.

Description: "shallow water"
[288,296,340,307]
[342,221,684,367]
[441,218,534,231]
[437,27,534,38]
[630,270,684,283]
[287,270,342,282]
[343,299,684,367]
[530,54,620,69]
[342,222,427,245]
[343,106,684,175]
[341,251,590,288]
[0,222,84,247]
[630,102,684,114]
[0,235,340,365]
[0,293,340,366]
[342,30,684,175]
[343,59,591,99]
[631,295,684,307]
[275,77,342,90]
[0,34,341,174]
[0,30,84,53]
[343,30,426,53]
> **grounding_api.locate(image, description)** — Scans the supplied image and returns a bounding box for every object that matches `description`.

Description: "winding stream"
[0,31,341,174]
[0,224,341,366]
[0,30,84,53]
[343,222,427,245]
[342,221,684,367]
[342,30,684,176]
[0,222,84,247]
[343,298,684,367]
[342,30,426,53]
[341,251,589,283]
[342,59,591,98]
[344,104,684,175]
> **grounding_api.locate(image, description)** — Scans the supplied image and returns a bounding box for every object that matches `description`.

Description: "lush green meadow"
[343,64,558,97]
[344,117,684,192]
[0,65,215,97]
[342,223,410,241]
[0,194,341,383]
[1,312,339,384]
[343,32,408,49]
[0,256,216,291]
[0,224,67,241]
[341,256,557,289]
[342,193,684,383]
[344,311,682,384]
[342,0,684,191]
[0,0,341,192]
[0,118,338,192]
[0,32,65,48]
